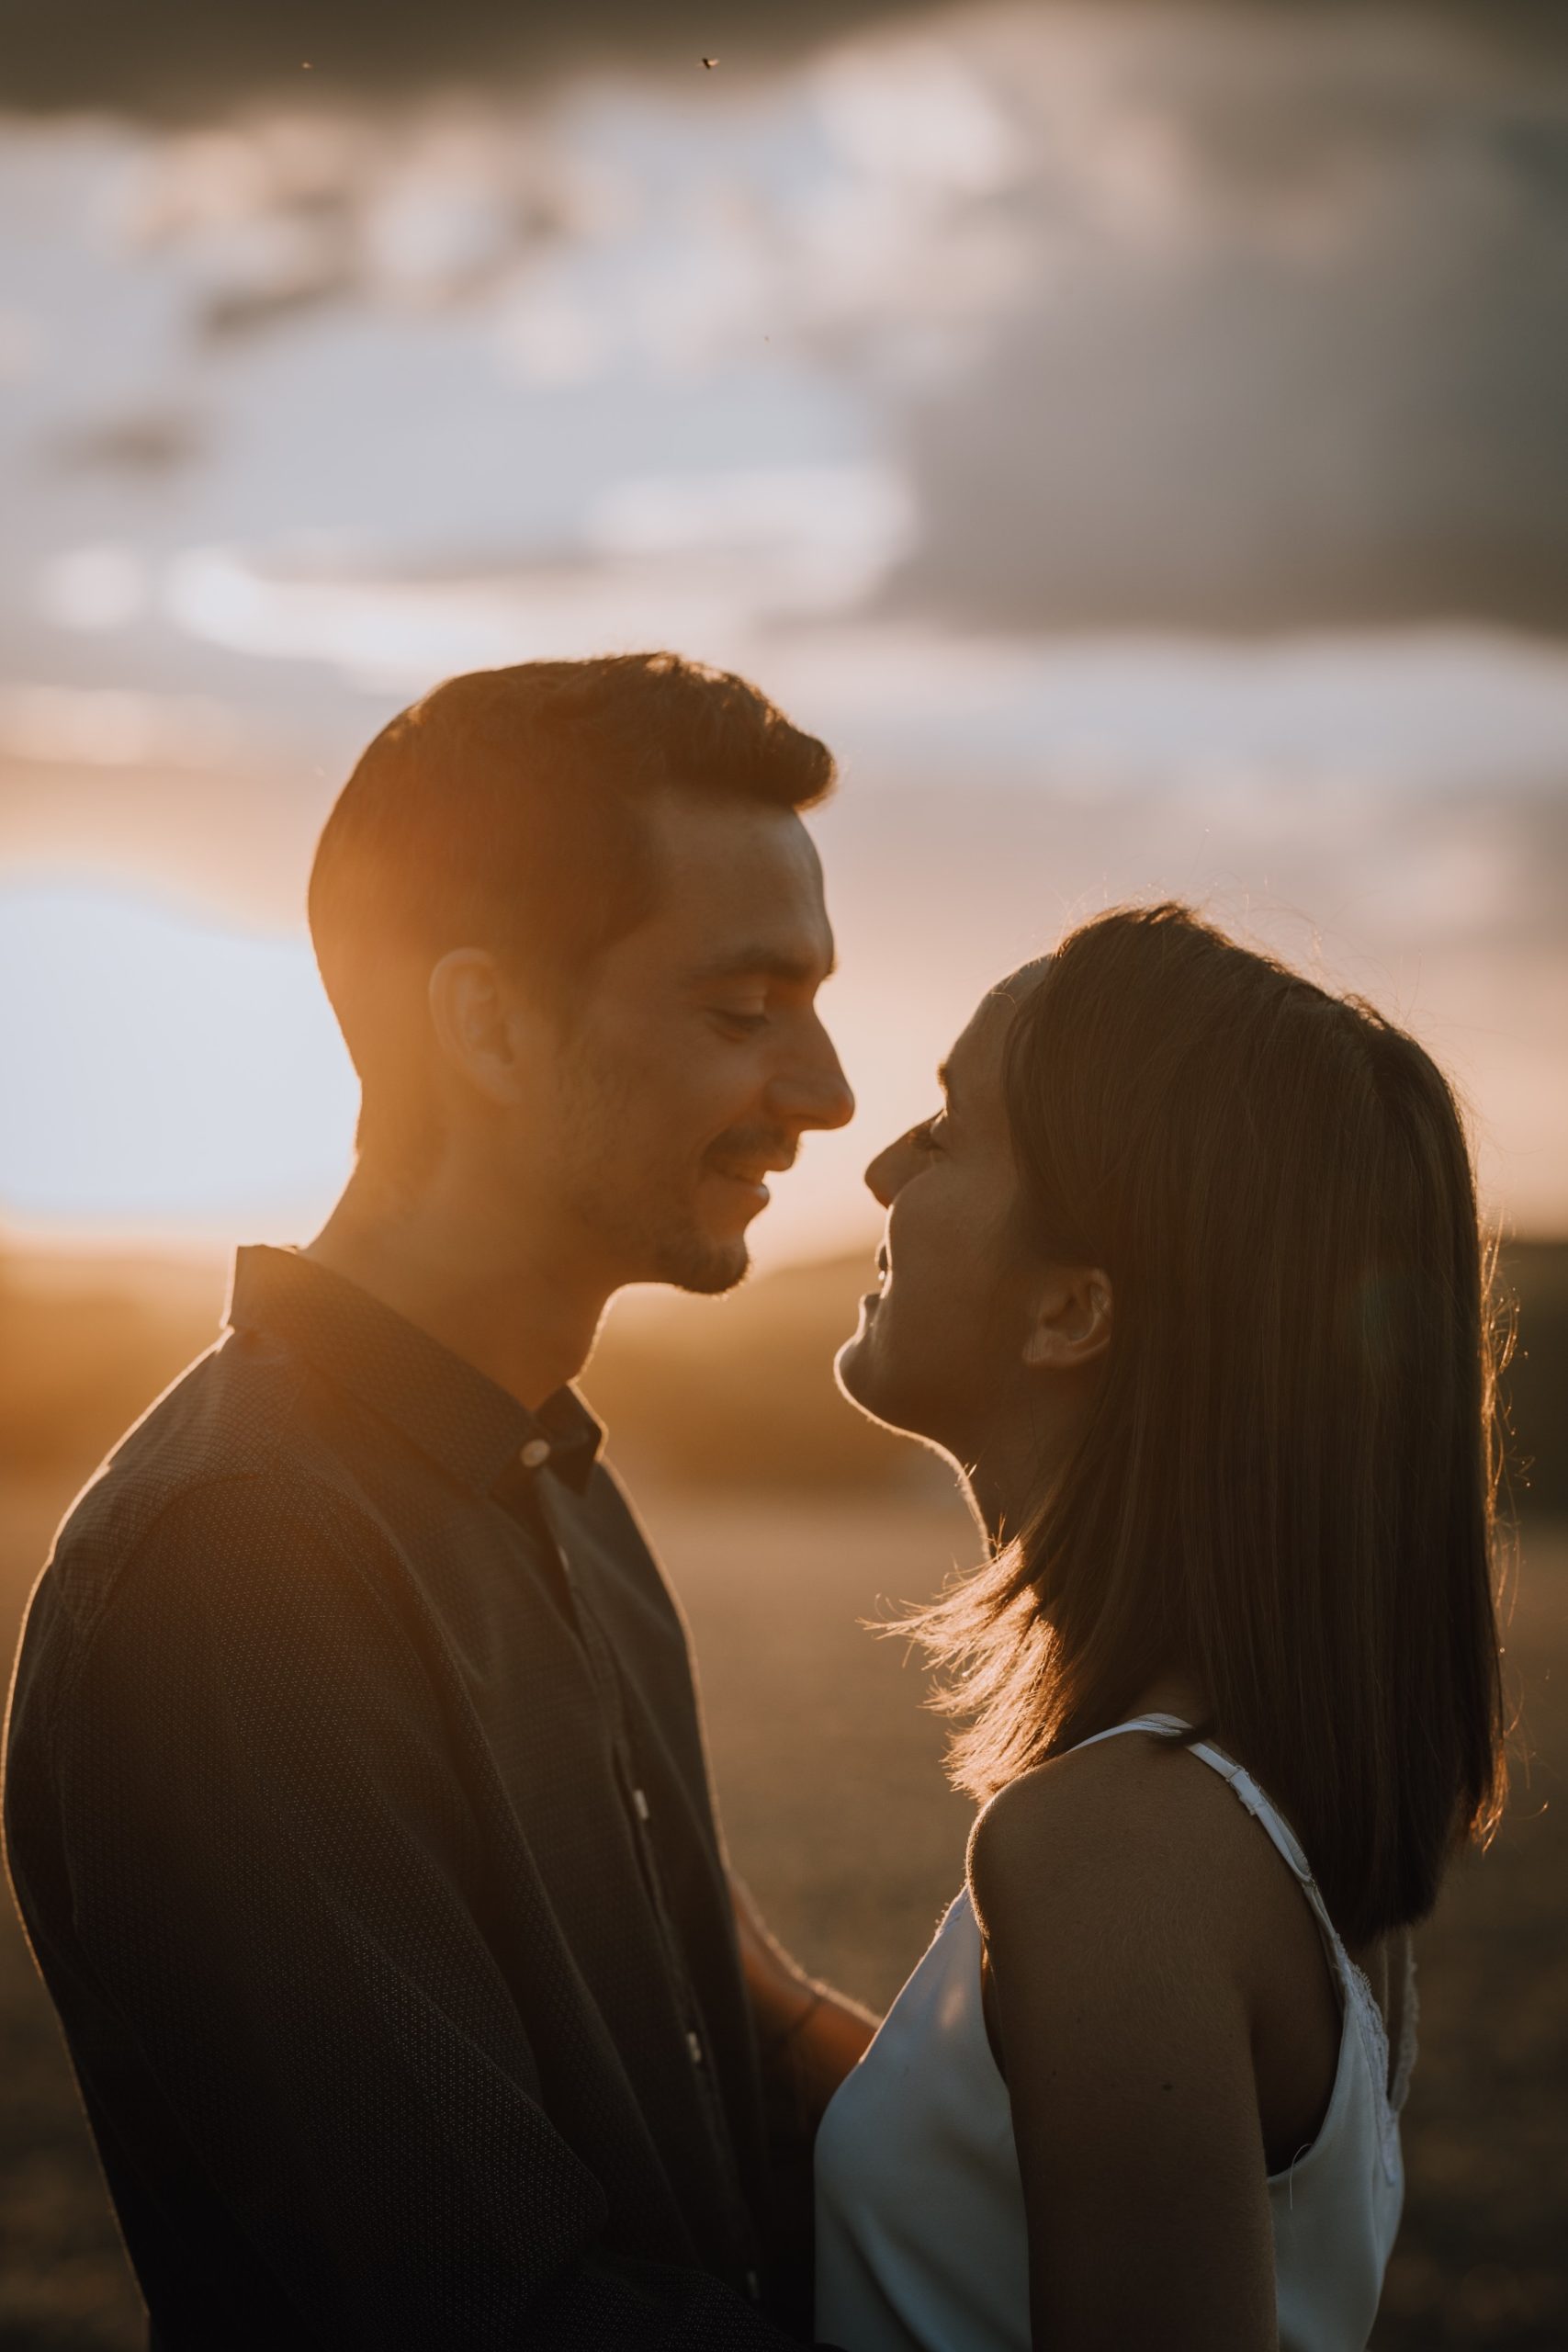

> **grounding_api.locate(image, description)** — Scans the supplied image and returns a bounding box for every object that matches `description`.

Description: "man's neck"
[304,1168,612,1413]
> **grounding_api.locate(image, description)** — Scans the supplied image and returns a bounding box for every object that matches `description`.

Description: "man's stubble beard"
[554,1079,752,1299]
[651,1223,751,1296]
[572,1158,751,1296]
[554,1045,767,1299]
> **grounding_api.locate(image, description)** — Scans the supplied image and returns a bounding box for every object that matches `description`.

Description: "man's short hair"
[308,651,835,1172]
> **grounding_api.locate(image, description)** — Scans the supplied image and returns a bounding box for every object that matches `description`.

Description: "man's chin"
[652,1227,751,1297]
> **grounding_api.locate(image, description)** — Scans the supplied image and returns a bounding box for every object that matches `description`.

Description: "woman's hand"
[730,1871,877,2135]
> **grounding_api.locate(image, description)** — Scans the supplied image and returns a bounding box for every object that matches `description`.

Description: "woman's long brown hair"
[906,903,1506,1947]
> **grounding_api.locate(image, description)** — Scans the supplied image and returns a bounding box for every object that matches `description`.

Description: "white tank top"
[816,1716,1416,2352]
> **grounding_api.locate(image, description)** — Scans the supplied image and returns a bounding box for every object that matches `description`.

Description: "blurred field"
[2,1252,1566,2346]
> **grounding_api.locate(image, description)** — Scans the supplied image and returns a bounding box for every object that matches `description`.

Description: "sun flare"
[0,882,356,1240]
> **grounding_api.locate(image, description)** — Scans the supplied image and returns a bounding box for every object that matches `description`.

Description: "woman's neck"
[962,1401,1083,1553]
[959,1344,1113,1553]
[1126,1668,1210,1726]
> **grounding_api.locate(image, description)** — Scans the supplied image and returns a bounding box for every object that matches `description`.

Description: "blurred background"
[2,2,1565,2344]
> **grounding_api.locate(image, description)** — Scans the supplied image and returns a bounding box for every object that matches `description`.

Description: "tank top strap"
[1067,1710,1193,1751]
[1180,1738,1346,1957]
[1175,1734,1406,2180]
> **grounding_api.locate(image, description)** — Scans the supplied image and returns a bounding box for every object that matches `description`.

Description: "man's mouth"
[704,1150,795,1204]
[705,1138,796,1192]
[709,1169,770,1204]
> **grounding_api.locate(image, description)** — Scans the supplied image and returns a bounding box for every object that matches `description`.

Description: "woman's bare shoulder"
[967,1732,1276,1960]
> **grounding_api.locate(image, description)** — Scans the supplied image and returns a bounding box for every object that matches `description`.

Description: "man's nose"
[777,1021,855,1134]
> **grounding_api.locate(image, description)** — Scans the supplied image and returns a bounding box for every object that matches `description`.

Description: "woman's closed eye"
[711,1007,770,1038]
[908,1114,949,1154]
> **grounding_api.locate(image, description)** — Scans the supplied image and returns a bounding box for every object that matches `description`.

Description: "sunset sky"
[3,1,1567,1263]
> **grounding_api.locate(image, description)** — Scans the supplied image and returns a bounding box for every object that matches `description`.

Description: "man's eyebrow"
[936,1058,954,1098]
[687,943,838,986]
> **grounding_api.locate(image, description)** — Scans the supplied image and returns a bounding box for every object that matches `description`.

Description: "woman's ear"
[1021,1265,1112,1374]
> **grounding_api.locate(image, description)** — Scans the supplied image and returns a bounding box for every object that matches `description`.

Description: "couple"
[5,654,1505,2351]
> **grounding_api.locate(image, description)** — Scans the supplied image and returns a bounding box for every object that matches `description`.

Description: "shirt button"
[686,2030,705,2066]
[520,1438,551,1469]
[631,1787,651,1824]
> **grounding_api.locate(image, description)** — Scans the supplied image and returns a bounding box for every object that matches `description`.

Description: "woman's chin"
[834,1313,906,1434]
[833,1318,877,1413]
[835,1324,960,1462]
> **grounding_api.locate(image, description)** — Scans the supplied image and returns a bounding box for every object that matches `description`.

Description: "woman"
[815,904,1506,2352]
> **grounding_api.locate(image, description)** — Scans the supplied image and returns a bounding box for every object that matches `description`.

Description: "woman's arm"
[968,1753,1280,2352]
[728,1872,879,2327]
[730,1871,877,2132]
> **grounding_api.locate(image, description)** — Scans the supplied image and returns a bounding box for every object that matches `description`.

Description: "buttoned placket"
[510,1445,761,2295]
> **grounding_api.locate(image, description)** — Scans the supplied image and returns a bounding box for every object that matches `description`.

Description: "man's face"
[836,980,1036,1464]
[536,793,853,1294]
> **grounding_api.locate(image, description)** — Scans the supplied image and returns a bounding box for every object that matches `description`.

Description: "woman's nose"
[864,1140,904,1209]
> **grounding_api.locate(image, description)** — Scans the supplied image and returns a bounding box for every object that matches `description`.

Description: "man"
[4,654,871,2347]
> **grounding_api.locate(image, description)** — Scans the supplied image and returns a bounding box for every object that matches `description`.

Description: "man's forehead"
[645,797,833,975]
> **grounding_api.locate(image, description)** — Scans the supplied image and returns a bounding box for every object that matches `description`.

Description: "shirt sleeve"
[47,1473,802,2351]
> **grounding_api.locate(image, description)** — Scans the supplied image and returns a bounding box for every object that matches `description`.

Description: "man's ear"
[1021,1265,1112,1374]
[428,949,540,1110]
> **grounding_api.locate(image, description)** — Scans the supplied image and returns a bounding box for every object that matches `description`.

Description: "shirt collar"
[226,1246,604,1497]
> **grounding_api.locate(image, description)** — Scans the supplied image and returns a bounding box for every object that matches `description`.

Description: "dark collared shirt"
[4,1247,801,2350]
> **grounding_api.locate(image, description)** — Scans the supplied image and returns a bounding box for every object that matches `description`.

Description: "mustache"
[704,1127,798,1173]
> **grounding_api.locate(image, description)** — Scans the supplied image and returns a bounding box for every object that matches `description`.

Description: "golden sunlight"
[0,882,355,1239]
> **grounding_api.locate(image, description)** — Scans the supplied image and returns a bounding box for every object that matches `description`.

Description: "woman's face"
[836,980,1040,1467]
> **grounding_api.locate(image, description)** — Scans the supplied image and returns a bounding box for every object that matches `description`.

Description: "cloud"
[889,224,1568,634]
[0,683,236,766]
[34,545,152,631]
[159,462,915,687]
[0,0,937,122]
[9,4,1568,642]
[49,409,208,474]
[874,6,1568,634]
[6,1,1566,128]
